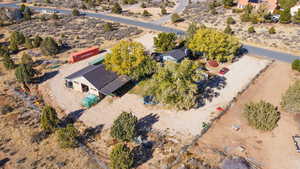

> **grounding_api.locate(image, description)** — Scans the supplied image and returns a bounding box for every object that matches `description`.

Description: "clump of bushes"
[291,59,300,72]
[244,101,280,131]
[57,124,79,148]
[281,80,300,113]
[171,13,182,23]
[110,143,133,169]
[268,27,276,34]
[110,112,138,141]
[226,16,236,24]
[247,26,255,33]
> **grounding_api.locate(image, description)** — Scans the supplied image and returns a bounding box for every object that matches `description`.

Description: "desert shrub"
[292,59,300,72]
[112,3,122,14]
[224,25,233,34]
[171,13,182,23]
[140,2,146,8]
[281,81,300,113]
[0,105,13,115]
[57,124,79,148]
[110,112,138,141]
[40,37,59,56]
[268,27,276,34]
[110,143,133,169]
[226,16,236,24]
[72,9,80,16]
[244,101,280,131]
[247,26,255,33]
[161,7,167,15]
[142,10,152,17]
[103,23,113,32]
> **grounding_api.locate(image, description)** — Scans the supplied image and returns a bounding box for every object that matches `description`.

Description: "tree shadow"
[137,113,159,139]
[61,109,85,126]
[79,124,104,144]
[33,71,59,84]
[0,158,10,167]
[198,75,227,107]
[132,141,154,168]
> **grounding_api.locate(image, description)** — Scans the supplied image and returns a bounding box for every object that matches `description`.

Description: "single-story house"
[237,0,278,12]
[291,4,300,16]
[65,64,130,97]
[163,48,191,62]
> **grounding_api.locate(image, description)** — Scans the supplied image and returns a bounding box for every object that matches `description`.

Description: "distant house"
[162,48,191,62]
[291,4,300,16]
[65,64,130,97]
[237,0,278,12]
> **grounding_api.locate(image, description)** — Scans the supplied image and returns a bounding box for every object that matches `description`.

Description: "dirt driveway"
[194,61,300,169]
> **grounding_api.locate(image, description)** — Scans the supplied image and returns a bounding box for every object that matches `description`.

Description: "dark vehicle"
[151,52,163,62]
[219,67,229,75]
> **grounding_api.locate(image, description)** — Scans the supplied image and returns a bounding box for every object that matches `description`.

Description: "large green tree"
[104,40,156,80]
[280,8,292,24]
[153,32,177,52]
[110,112,138,141]
[15,64,35,90]
[186,22,199,42]
[279,0,298,9]
[40,37,59,56]
[188,28,241,62]
[145,59,203,110]
[2,53,15,70]
[41,106,60,132]
[10,31,25,45]
[110,143,133,169]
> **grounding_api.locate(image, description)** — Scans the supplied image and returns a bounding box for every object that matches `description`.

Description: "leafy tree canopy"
[279,0,298,9]
[41,106,60,132]
[110,112,138,141]
[15,64,35,84]
[145,59,203,110]
[188,28,241,62]
[280,8,292,24]
[104,40,156,80]
[153,32,177,52]
[10,31,25,45]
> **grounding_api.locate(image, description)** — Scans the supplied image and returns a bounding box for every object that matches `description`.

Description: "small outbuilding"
[65,64,130,97]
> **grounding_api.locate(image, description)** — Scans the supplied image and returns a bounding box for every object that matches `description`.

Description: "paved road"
[0,2,299,62]
[152,0,189,24]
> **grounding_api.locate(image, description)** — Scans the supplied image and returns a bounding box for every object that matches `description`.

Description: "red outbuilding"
[68,47,100,63]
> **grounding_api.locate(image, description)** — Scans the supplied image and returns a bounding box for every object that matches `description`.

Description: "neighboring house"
[162,48,191,63]
[65,64,130,97]
[291,4,300,16]
[237,0,278,12]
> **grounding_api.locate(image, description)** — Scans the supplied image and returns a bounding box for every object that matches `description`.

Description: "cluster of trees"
[109,112,137,169]
[104,40,156,80]
[153,32,177,52]
[40,106,79,148]
[244,101,280,131]
[188,28,241,62]
[8,31,59,56]
[145,60,203,110]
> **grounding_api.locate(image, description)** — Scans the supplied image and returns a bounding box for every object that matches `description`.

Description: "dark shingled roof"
[100,75,131,95]
[65,64,130,95]
[164,48,187,61]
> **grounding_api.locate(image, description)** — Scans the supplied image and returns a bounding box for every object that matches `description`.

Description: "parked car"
[219,67,229,75]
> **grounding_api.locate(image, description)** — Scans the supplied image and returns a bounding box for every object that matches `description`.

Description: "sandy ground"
[41,55,270,136]
[194,61,300,169]
[135,32,156,52]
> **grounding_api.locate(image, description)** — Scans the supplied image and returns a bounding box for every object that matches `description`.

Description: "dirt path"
[196,61,300,169]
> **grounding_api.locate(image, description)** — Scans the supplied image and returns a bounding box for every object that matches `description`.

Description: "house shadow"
[114,81,136,97]
[61,109,85,126]
[33,71,59,84]
[197,75,227,107]
[79,124,104,144]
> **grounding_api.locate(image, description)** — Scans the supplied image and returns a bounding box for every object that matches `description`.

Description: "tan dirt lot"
[194,61,300,169]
